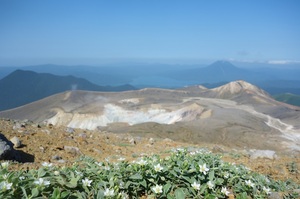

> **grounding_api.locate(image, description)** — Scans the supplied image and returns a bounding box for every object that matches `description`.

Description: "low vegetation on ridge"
[1,149,299,198]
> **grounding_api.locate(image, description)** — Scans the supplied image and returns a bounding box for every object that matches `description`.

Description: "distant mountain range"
[1,61,300,92]
[1,60,300,109]
[0,70,135,111]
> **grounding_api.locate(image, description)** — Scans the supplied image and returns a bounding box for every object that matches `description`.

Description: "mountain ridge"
[1,80,299,153]
[0,69,136,111]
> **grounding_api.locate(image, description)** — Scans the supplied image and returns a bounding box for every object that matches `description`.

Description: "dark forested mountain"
[0,70,135,111]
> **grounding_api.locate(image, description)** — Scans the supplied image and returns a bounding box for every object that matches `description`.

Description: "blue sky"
[0,0,299,66]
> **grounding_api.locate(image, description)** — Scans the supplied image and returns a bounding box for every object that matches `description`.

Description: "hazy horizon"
[1,0,300,66]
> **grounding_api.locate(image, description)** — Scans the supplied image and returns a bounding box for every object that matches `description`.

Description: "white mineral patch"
[119,98,140,104]
[46,103,204,130]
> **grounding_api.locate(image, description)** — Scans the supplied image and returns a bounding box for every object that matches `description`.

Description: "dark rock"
[0,133,18,160]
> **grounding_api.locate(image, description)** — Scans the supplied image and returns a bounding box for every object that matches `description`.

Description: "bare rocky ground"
[0,119,299,184]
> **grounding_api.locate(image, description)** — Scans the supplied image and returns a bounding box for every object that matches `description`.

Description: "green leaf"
[66,175,80,188]
[208,170,215,181]
[167,194,175,199]
[129,173,143,180]
[21,187,29,199]
[204,194,217,199]
[182,176,192,184]
[163,183,172,194]
[61,191,70,198]
[140,179,147,188]
[31,187,39,198]
[175,188,186,199]
[50,188,60,199]
[38,168,46,178]
[96,190,104,199]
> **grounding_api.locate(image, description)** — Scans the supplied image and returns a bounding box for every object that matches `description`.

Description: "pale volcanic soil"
[0,119,299,184]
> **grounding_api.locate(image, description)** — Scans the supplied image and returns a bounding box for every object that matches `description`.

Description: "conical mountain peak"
[207,60,238,70]
[212,80,269,97]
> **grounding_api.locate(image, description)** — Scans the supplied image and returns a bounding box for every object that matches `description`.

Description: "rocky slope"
[1,81,299,154]
[0,118,299,184]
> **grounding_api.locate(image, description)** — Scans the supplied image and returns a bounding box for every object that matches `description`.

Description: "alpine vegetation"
[0,148,299,198]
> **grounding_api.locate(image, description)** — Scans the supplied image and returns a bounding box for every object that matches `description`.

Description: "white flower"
[0,181,13,191]
[118,191,129,199]
[152,184,163,194]
[221,187,230,196]
[207,181,214,189]
[75,170,83,176]
[118,157,125,161]
[95,162,103,166]
[82,178,92,187]
[137,159,147,166]
[104,188,115,197]
[19,176,25,180]
[199,163,209,175]
[54,171,60,176]
[1,161,9,168]
[176,148,185,152]
[223,172,229,179]
[2,174,9,180]
[103,166,110,170]
[263,186,271,195]
[245,180,255,187]
[191,181,200,190]
[34,178,50,186]
[42,162,53,167]
[154,164,163,172]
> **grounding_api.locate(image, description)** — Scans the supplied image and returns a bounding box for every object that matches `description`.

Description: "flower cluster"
[0,148,298,198]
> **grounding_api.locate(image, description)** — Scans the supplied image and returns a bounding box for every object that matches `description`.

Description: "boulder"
[10,136,22,148]
[64,146,81,155]
[249,149,277,160]
[0,133,17,160]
